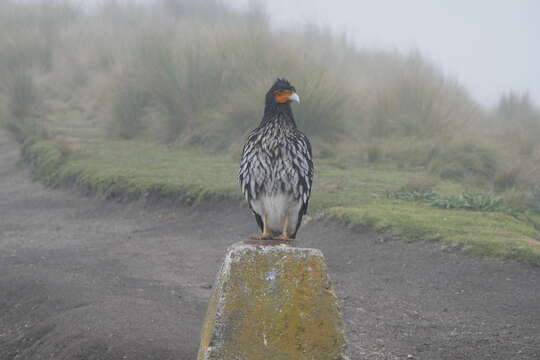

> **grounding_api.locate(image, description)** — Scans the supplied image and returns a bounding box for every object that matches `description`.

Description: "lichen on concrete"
[198,241,347,360]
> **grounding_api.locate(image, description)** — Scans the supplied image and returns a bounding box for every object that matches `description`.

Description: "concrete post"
[197,241,347,360]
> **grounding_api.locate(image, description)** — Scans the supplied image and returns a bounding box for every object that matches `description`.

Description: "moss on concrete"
[198,242,347,360]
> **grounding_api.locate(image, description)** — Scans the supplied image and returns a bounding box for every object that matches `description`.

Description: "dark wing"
[291,131,313,238]
[239,129,259,202]
[239,128,265,231]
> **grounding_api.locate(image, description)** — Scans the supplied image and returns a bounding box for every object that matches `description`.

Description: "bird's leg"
[250,215,273,240]
[261,215,273,239]
[277,214,295,241]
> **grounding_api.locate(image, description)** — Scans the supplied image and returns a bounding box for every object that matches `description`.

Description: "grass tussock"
[0,1,487,154]
[4,69,38,119]
[2,0,537,183]
[428,142,499,181]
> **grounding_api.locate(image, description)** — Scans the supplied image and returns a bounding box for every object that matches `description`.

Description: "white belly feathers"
[250,193,302,234]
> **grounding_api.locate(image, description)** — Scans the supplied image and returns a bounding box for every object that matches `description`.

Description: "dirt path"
[0,130,539,360]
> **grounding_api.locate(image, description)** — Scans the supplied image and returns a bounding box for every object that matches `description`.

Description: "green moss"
[198,245,346,360]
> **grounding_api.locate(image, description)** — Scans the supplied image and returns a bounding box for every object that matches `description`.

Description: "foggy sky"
[230,0,539,108]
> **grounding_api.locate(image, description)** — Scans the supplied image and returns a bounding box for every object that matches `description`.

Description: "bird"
[239,79,313,241]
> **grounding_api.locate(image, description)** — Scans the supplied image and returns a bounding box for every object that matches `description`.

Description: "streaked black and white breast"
[239,78,313,240]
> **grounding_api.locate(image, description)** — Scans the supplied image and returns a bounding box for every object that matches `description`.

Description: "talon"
[250,233,273,240]
[276,234,295,241]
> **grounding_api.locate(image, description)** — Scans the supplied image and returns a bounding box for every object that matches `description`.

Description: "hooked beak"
[288,92,300,103]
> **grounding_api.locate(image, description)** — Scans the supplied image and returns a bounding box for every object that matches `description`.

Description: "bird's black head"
[265,78,300,106]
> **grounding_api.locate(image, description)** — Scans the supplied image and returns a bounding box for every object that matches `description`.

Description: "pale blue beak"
[288,92,300,103]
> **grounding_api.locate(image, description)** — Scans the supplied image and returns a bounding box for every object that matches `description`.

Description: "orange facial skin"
[274,89,294,103]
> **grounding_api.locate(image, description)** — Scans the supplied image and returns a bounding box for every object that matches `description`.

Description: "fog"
[1,2,540,360]
[230,0,539,107]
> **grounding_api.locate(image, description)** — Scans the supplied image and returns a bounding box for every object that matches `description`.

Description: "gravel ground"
[1,129,539,360]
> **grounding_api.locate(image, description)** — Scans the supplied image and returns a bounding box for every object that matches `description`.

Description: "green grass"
[328,205,540,263]
[23,138,239,204]
[20,135,540,265]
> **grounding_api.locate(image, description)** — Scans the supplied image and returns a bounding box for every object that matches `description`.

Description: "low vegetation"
[16,134,540,264]
[1,0,539,263]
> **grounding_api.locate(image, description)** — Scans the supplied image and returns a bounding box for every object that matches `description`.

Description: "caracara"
[239,79,313,241]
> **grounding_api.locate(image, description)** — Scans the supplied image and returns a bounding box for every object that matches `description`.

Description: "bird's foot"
[249,233,274,241]
[276,234,296,242]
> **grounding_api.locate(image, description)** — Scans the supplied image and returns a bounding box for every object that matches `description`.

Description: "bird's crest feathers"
[270,78,295,93]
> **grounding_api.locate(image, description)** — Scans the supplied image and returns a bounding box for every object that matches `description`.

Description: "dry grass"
[0,0,539,191]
